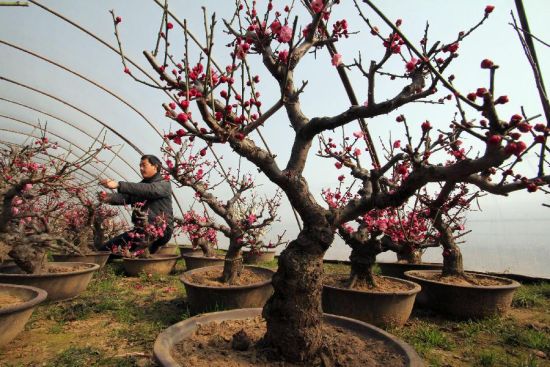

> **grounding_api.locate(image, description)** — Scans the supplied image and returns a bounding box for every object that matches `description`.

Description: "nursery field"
[1,260,549,367]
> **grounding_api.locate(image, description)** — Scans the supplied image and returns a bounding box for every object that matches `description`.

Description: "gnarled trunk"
[348,245,377,288]
[396,246,423,264]
[261,226,333,363]
[221,238,243,284]
[193,237,215,257]
[8,245,47,274]
[442,246,464,276]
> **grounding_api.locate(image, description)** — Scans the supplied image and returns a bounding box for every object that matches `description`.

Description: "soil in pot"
[184,267,266,287]
[323,274,420,327]
[0,294,24,308]
[170,315,407,366]
[417,272,508,286]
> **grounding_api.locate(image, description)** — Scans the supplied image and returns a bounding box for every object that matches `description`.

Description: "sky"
[0,1,549,276]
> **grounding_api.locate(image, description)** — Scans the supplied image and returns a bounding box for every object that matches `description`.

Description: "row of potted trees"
[108,0,548,365]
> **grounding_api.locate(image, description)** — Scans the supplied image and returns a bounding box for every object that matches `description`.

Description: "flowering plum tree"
[178,209,219,257]
[113,0,550,362]
[60,188,123,254]
[0,135,107,273]
[162,139,283,283]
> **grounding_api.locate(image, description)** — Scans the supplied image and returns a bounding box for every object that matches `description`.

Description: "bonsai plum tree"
[112,0,550,362]
[162,138,283,283]
[0,136,107,273]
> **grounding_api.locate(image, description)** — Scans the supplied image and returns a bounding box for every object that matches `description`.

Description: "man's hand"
[98,191,108,203]
[99,178,119,189]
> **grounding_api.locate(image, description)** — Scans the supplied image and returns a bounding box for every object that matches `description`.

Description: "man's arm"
[118,180,171,200]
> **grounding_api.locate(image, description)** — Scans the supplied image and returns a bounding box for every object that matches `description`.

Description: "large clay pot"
[122,255,179,276]
[405,270,521,319]
[322,275,421,327]
[0,262,99,302]
[180,265,274,314]
[242,250,276,265]
[153,308,424,367]
[156,244,179,256]
[0,283,47,347]
[178,245,203,257]
[181,254,224,271]
[51,251,111,268]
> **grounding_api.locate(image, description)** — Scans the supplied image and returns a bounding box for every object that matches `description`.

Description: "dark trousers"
[101,227,172,254]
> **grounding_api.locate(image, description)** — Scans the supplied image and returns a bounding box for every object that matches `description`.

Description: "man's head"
[140,155,162,179]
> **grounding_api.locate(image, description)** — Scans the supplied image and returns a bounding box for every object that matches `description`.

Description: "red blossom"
[480,59,494,69]
[495,95,509,104]
[485,5,495,14]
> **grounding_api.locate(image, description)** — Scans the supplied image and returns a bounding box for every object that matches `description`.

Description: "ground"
[0,259,549,367]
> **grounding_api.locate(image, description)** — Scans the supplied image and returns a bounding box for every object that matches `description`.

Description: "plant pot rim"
[378,261,443,266]
[122,255,180,262]
[52,251,111,257]
[404,270,521,290]
[324,274,421,296]
[0,283,48,315]
[180,265,274,290]
[243,249,276,254]
[154,308,423,367]
[0,262,100,278]
[180,253,221,259]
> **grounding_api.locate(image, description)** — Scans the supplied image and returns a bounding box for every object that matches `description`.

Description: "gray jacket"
[106,175,173,230]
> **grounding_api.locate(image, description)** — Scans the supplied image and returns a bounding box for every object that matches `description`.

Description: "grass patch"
[393,321,455,355]
[513,282,550,309]
[502,326,550,353]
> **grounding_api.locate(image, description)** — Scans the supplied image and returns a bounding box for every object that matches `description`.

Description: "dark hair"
[141,154,163,172]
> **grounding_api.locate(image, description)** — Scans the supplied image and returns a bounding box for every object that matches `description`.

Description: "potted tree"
[117,206,180,276]
[51,189,122,267]
[111,0,548,364]
[0,136,103,301]
[178,209,223,270]
[161,139,282,313]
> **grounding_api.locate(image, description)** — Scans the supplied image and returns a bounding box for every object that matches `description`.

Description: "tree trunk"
[442,246,464,276]
[221,239,243,284]
[396,247,423,264]
[261,226,333,363]
[348,245,377,288]
[8,245,47,274]
[195,238,215,257]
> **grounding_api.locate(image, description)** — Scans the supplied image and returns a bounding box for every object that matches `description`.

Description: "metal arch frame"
[0,97,141,178]
[0,76,187,217]
[0,114,130,182]
[25,0,303,230]
[0,39,167,140]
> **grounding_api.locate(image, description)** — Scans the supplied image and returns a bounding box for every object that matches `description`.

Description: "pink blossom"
[353,131,363,138]
[278,25,293,43]
[393,140,401,149]
[311,0,324,13]
[247,214,257,225]
[353,148,361,157]
[331,53,342,67]
[405,57,418,72]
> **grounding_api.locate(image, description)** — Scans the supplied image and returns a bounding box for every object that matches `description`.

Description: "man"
[99,155,173,254]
